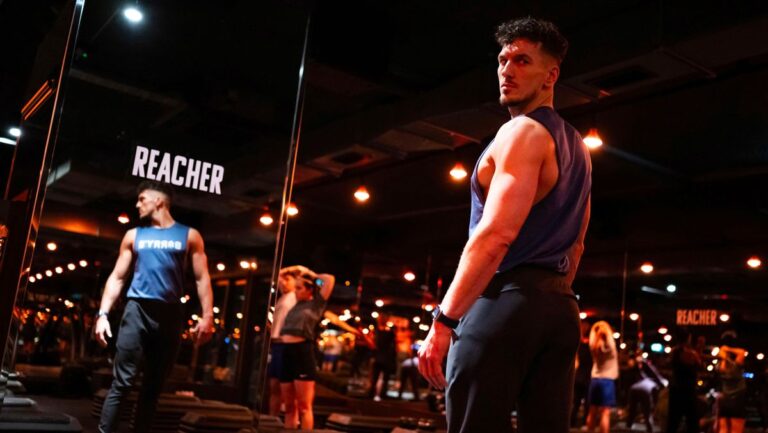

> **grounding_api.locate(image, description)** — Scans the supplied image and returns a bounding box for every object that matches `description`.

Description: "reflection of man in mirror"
[418,17,591,433]
[94,180,214,433]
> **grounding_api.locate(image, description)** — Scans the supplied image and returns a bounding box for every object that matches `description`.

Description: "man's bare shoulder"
[492,116,553,160]
[187,227,205,248]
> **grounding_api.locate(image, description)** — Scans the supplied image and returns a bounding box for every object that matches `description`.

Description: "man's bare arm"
[565,195,590,286]
[189,228,213,318]
[99,230,136,314]
[440,118,551,320]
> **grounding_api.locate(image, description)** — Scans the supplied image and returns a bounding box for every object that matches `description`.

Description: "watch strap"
[432,305,460,329]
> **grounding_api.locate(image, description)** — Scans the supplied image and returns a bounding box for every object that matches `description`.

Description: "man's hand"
[418,321,452,390]
[94,316,112,348]
[192,315,214,346]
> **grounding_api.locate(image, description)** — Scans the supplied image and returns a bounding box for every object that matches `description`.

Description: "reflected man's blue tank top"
[126,223,189,303]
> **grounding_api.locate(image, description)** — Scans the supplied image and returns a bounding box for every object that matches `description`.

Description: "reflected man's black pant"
[99,299,183,433]
[446,267,581,433]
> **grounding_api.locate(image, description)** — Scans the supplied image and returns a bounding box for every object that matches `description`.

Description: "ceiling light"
[449,163,468,181]
[0,137,16,145]
[658,326,668,335]
[579,312,588,320]
[45,270,53,277]
[123,6,143,23]
[629,313,640,321]
[613,332,620,339]
[757,353,765,361]
[46,242,57,251]
[719,313,730,322]
[371,311,379,318]
[67,263,76,271]
[663,334,672,342]
[117,213,130,224]
[583,128,603,149]
[286,203,298,216]
[413,316,421,323]
[640,262,654,274]
[250,261,257,270]
[424,304,434,312]
[239,260,250,269]
[666,284,676,293]
[236,312,243,319]
[747,256,762,269]
[216,263,226,271]
[9,127,21,138]
[213,306,220,314]
[259,212,274,226]
[29,276,36,283]
[419,324,430,331]
[403,271,416,282]
[375,299,384,307]
[620,342,627,349]
[664,346,672,353]
[711,347,720,357]
[35,273,43,280]
[79,260,88,267]
[55,267,63,274]
[354,186,370,203]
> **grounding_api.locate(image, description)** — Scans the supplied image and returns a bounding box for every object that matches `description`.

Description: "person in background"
[278,267,335,430]
[666,328,702,433]
[369,314,397,402]
[399,344,421,401]
[716,331,747,433]
[586,321,618,433]
[267,266,299,418]
[626,356,667,433]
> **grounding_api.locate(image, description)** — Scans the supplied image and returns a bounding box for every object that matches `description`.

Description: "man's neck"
[507,93,554,117]
[150,211,175,228]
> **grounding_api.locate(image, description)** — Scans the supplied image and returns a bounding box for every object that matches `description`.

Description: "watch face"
[431,306,440,320]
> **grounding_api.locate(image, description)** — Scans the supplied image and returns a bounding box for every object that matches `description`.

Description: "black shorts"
[267,342,285,379]
[280,341,317,382]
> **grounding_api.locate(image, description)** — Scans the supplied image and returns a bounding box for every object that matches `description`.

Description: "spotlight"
[123,6,143,23]
[79,260,88,267]
[629,313,640,321]
[354,186,370,203]
[216,263,226,271]
[9,127,21,138]
[286,203,299,216]
[375,299,384,307]
[449,163,468,180]
[640,262,654,274]
[583,128,603,149]
[46,242,57,251]
[117,213,130,224]
[259,212,274,226]
[67,263,76,271]
[666,284,677,293]
[747,256,762,269]
[403,271,416,282]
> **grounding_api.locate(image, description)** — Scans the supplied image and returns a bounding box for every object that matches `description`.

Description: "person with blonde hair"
[586,321,618,433]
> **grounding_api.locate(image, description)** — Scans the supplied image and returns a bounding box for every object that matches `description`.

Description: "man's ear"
[545,64,560,89]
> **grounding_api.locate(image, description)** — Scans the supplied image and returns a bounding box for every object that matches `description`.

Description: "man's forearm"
[440,228,514,320]
[196,277,214,318]
[99,275,125,313]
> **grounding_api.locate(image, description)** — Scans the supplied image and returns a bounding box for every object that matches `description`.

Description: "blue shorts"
[588,378,617,407]
[267,342,285,379]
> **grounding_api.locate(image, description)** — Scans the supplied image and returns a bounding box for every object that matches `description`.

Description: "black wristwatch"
[432,305,460,329]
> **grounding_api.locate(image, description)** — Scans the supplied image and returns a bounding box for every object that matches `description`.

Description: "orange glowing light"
[583,128,603,149]
[449,163,468,180]
[354,186,370,203]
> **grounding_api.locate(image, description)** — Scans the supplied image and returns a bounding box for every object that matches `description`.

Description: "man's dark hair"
[495,17,569,64]
[137,180,174,207]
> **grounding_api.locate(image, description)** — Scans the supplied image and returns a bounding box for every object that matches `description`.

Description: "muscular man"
[94,181,214,433]
[418,18,591,433]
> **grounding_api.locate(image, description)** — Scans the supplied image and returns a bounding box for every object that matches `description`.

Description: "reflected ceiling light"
[375,299,384,307]
[9,127,21,137]
[67,263,76,271]
[123,6,143,23]
[286,203,299,216]
[579,312,588,320]
[216,263,226,271]
[658,326,668,335]
[45,270,53,277]
[629,312,640,321]
[666,284,677,293]
[55,266,63,274]
[747,256,762,269]
[640,262,654,274]
[583,128,603,149]
[29,276,36,283]
[239,260,250,270]
[719,313,730,322]
[403,271,416,282]
[663,334,672,342]
[46,242,57,251]
[259,212,274,226]
[117,213,130,224]
[449,163,468,181]
[79,260,88,267]
[354,186,370,203]
[35,273,43,280]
